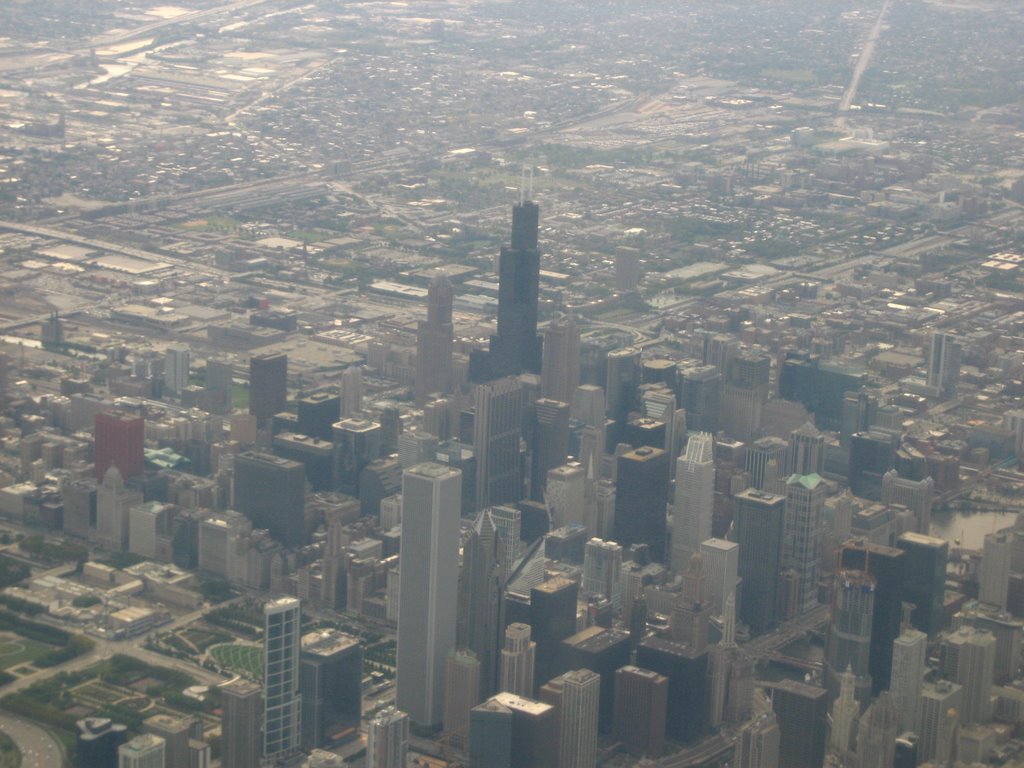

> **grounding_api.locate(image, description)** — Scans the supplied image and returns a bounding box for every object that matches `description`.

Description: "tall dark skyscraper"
[220,681,262,768]
[839,540,905,694]
[299,629,362,749]
[233,451,307,548]
[529,576,579,693]
[529,398,569,502]
[472,200,543,383]
[770,679,828,768]
[896,531,948,636]
[415,275,455,403]
[250,352,287,424]
[636,637,709,744]
[613,446,669,562]
[473,376,523,510]
[733,489,786,635]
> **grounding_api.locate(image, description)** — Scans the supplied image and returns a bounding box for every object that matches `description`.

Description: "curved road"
[0,712,63,768]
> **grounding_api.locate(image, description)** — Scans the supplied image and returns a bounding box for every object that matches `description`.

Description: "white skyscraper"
[340,365,364,417]
[263,597,302,761]
[941,626,996,726]
[396,463,461,726]
[783,473,826,615]
[500,623,536,698]
[367,706,409,768]
[890,628,927,735]
[164,344,190,396]
[582,538,623,611]
[980,531,1012,610]
[699,537,739,615]
[829,664,858,762]
[672,432,714,574]
[558,669,600,768]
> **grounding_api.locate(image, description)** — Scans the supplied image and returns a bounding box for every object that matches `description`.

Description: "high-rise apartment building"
[918,680,962,763]
[396,463,461,726]
[415,275,455,403]
[672,432,714,573]
[220,680,261,768]
[263,597,302,761]
[249,352,287,424]
[473,376,523,510]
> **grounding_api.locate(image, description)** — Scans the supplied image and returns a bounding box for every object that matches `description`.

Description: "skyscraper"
[471,693,556,768]
[783,474,825,616]
[744,436,789,491]
[263,597,302,761]
[787,422,824,476]
[500,623,536,698]
[882,471,934,534]
[733,489,786,634]
[367,707,409,768]
[95,464,143,552]
[396,463,461,726]
[473,377,523,510]
[529,398,570,502]
[940,626,995,725]
[142,714,194,768]
[560,627,630,733]
[672,553,713,653]
[926,331,961,398]
[855,691,899,768]
[443,649,480,750]
[582,538,622,611]
[735,713,781,768]
[699,538,739,615]
[918,680,961,763]
[980,530,1012,610]
[118,734,165,768]
[605,347,641,426]
[679,364,721,433]
[896,531,948,635]
[472,200,543,383]
[529,576,579,693]
[826,569,875,705]
[331,417,382,497]
[613,446,669,562]
[636,637,708,744]
[456,508,505,698]
[220,680,261,768]
[297,391,341,441]
[770,679,828,768]
[612,666,668,758]
[829,665,858,762]
[839,540,906,694]
[164,344,190,396]
[543,669,599,768]
[671,432,714,573]
[340,365,363,418]
[890,629,927,736]
[94,410,145,481]
[299,629,362,749]
[542,315,581,406]
[415,275,455,403]
[233,451,307,548]
[249,352,287,424]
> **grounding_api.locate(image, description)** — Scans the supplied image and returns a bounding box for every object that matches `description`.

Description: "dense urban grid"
[0,0,1023,766]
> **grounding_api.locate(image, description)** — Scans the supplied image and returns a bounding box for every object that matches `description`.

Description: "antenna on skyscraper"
[519,167,534,203]
[520,168,526,204]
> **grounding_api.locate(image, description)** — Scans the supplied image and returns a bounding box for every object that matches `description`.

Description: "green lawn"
[209,644,263,680]
[0,635,53,671]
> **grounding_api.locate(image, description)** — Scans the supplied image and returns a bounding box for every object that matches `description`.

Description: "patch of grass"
[209,644,263,680]
[0,634,53,671]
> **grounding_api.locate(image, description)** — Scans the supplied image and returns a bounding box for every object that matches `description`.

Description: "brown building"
[613,665,668,757]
